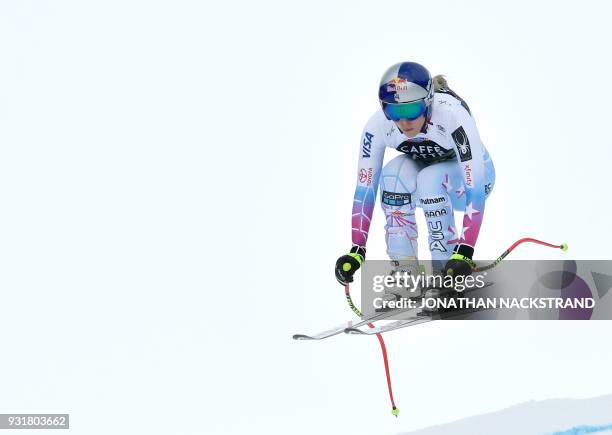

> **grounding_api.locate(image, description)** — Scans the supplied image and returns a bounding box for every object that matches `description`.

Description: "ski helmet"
[378,62,434,121]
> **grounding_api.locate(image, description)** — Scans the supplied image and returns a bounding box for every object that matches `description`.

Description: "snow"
[400,395,612,435]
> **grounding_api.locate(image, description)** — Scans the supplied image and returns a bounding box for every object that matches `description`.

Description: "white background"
[1,1,611,434]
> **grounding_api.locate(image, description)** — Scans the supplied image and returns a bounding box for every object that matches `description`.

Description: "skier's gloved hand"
[444,245,476,277]
[335,246,366,286]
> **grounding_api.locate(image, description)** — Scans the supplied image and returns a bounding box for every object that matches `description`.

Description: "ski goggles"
[382,100,427,121]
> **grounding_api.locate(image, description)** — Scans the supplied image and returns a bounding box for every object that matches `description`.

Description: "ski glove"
[444,245,476,277]
[335,246,366,286]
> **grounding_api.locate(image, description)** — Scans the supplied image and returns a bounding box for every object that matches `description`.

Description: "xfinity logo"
[419,196,446,205]
[464,164,473,187]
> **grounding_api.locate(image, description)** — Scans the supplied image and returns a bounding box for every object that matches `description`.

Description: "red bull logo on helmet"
[386,77,409,92]
[386,78,428,103]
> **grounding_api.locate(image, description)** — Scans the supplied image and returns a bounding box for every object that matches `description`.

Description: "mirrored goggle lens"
[383,101,427,121]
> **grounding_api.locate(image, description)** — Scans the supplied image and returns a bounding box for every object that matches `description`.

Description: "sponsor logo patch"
[419,196,447,205]
[386,77,407,92]
[362,132,374,158]
[386,78,416,102]
[359,167,373,186]
[424,208,448,218]
[382,191,411,206]
[451,126,472,162]
[427,220,447,252]
[463,164,473,187]
[396,140,453,162]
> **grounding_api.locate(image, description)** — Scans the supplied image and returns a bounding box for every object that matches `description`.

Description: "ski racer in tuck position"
[335,61,495,285]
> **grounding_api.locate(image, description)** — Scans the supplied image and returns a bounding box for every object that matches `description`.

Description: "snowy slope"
[401,394,612,435]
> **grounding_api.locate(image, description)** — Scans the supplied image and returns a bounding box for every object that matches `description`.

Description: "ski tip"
[560,243,568,251]
[292,334,312,340]
[392,407,400,417]
[344,327,367,335]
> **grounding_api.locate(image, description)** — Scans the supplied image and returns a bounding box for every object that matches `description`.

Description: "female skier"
[335,61,495,285]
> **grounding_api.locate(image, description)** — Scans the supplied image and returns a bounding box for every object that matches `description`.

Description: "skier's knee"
[416,165,445,190]
[386,226,418,260]
[381,155,419,193]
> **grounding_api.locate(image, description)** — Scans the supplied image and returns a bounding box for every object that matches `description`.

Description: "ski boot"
[375,257,422,312]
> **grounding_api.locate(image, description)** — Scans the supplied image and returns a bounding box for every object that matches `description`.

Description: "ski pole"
[345,284,399,417]
[344,237,567,417]
[343,236,568,319]
[473,238,568,272]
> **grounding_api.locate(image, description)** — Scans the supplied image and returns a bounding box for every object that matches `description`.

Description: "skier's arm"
[335,120,386,286]
[351,124,385,248]
[450,108,486,258]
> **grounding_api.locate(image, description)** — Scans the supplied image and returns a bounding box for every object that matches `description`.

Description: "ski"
[293,282,494,340]
[345,281,496,335]
[346,300,495,335]
[292,321,356,340]
[292,308,410,341]
[345,316,431,335]
[292,290,428,340]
